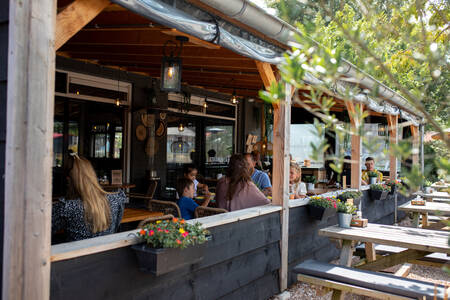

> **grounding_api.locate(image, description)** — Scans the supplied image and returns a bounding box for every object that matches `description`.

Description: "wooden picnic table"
[121,208,163,224]
[398,201,450,228]
[319,224,450,270]
[100,183,136,190]
[415,191,450,202]
[431,183,450,189]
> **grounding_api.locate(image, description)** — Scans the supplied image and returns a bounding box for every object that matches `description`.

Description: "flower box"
[350,218,368,227]
[306,204,336,221]
[411,199,426,206]
[370,189,389,201]
[132,242,206,276]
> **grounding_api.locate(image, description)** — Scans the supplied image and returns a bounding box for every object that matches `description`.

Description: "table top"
[415,191,450,199]
[319,223,450,254]
[431,183,450,189]
[121,209,163,224]
[306,188,337,195]
[398,201,450,215]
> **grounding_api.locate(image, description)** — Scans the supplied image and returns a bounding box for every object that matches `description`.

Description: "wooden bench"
[294,260,449,300]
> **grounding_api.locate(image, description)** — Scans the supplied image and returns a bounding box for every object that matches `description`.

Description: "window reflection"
[167,125,196,164]
[205,125,233,163]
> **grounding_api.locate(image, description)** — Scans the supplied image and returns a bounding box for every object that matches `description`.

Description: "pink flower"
[157,228,162,232]
[182,232,189,237]
[149,230,154,236]
[165,230,169,233]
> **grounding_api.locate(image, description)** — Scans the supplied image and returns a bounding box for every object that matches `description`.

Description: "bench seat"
[294,260,448,300]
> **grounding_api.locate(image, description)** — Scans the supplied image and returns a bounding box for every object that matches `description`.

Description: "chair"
[194,206,228,218]
[127,180,158,208]
[137,214,174,228]
[149,199,181,218]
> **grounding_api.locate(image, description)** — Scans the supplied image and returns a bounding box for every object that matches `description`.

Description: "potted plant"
[337,201,357,228]
[367,171,379,184]
[304,175,316,191]
[369,183,390,200]
[132,218,210,276]
[306,196,337,221]
[385,179,402,194]
[337,191,363,206]
[423,180,433,194]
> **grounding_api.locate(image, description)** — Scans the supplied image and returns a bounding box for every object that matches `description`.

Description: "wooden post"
[345,102,362,189]
[410,125,419,166]
[4,0,55,299]
[55,0,110,50]
[387,115,398,181]
[256,60,290,291]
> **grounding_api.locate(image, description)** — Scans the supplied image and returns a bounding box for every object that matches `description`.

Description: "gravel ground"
[272,215,450,300]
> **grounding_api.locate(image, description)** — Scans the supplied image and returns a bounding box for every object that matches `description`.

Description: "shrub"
[338,191,363,201]
[336,200,357,214]
[304,175,316,183]
[308,195,337,209]
[367,171,379,178]
[370,183,390,191]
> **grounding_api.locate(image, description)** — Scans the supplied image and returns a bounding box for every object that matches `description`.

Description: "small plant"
[370,183,390,192]
[423,180,432,187]
[339,191,362,201]
[336,200,357,214]
[308,196,337,209]
[367,171,379,178]
[304,175,316,183]
[137,218,209,249]
[385,179,402,189]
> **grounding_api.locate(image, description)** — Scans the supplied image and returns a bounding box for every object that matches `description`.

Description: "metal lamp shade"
[160,56,182,92]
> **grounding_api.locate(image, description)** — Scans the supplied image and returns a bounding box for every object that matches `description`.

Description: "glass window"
[290,124,325,167]
[205,125,233,163]
[167,125,196,164]
[114,126,123,159]
[53,121,64,167]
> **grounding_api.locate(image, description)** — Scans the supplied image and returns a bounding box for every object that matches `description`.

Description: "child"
[183,165,209,197]
[289,163,307,199]
[176,177,210,220]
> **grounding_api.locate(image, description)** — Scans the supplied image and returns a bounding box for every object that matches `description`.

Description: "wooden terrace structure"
[1,0,426,299]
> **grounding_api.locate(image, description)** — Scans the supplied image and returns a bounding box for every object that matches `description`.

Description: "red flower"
[165,230,169,233]
[176,239,181,244]
[157,228,162,232]
[182,232,189,237]
[139,229,146,235]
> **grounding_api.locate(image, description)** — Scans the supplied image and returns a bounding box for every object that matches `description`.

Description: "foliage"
[303,175,316,183]
[367,171,379,178]
[336,200,357,214]
[423,179,432,187]
[137,218,209,249]
[370,183,391,191]
[308,195,337,209]
[338,190,363,201]
[385,179,402,188]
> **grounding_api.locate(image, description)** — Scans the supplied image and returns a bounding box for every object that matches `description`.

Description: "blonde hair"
[66,155,111,233]
[290,163,302,184]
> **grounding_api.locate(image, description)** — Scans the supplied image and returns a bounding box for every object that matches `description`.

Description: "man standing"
[361,156,383,185]
[244,153,272,196]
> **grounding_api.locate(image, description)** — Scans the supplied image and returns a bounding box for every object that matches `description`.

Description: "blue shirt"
[177,196,199,220]
[251,169,272,191]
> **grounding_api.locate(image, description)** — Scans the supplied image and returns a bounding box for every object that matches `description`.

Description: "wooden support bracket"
[56,0,111,50]
[358,249,428,271]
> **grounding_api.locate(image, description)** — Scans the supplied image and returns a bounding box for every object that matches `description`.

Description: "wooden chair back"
[194,206,228,218]
[149,200,181,218]
[137,214,174,228]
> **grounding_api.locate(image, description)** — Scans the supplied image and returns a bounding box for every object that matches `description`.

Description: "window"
[290,124,326,167]
[167,124,196,164]
[205,125,233,163]
[90,123,122,159]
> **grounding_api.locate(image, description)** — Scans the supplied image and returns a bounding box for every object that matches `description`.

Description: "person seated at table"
[289,163,307,199]
[361,156,383,185]
[52,154,126,242]
[183,165,209,197]
[216,154,270,211]
[244,153,272,196]
[176,177,210,220]
[251,150,264,170]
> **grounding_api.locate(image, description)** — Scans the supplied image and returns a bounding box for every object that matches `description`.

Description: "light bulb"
[115,98,120,106]
[167,66,174,79]
[178,123,184,132]
[231,95,237,104]
[203,102,208,109]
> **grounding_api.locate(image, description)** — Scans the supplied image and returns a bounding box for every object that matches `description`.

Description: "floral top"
[361,169,383,183]
[52,190,126,242]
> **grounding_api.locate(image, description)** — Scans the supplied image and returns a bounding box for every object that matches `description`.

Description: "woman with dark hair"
[216,154,270,211]
[52,154,126,242]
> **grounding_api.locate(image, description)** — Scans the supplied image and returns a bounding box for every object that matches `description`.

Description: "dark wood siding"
[51,212,281,300]
[0,1,9,294]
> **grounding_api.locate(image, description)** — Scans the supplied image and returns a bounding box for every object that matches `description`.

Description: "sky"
[249,0,277,15]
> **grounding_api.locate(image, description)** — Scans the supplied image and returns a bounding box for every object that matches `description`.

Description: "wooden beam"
[358,249,428,271]
[410,125,419,165]
[272,83,292,291]
[55,0,110,50]
[4,0,56,299]
[255,61,276,91]
[394,263,412,277]
[387,115,398,181]
[345,101,362,189]
[161,29,221,50]
[365,242,376,263]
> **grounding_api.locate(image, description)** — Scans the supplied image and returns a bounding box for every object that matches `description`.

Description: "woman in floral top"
[52,155,126,242]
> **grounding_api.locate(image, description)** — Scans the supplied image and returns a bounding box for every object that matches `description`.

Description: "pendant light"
[160,36,188,92]
[231,89,238,104]
[178,123,185,132]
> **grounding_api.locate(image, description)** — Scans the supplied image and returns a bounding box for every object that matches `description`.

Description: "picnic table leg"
[339,240,354,267]
[411,212,420,228]
[365,242,376,262]
[421,213,428,228]
[331,289,344,300]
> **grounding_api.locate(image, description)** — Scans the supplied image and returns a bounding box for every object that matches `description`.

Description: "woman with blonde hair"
[52,154,125,242]
[289,163,307,199]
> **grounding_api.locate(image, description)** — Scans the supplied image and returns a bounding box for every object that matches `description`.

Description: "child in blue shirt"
[176,177,210,220]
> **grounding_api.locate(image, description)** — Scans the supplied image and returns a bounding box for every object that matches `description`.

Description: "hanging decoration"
[160,36,188,92]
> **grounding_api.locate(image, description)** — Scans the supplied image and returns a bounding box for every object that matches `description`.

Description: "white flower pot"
[369,177,377,185]
[307,183,315,191]
[338,213,352,228]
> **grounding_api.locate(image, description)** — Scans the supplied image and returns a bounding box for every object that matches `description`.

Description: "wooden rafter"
[255,61,276,90]
[56,0,110,50]
[161,29,220,50]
